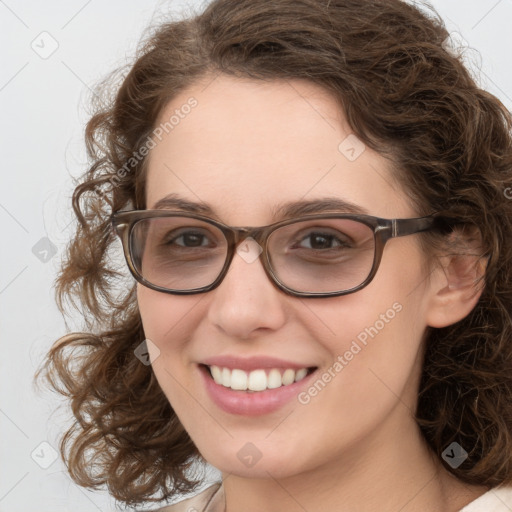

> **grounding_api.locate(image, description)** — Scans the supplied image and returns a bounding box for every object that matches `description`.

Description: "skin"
[138,74,488,512]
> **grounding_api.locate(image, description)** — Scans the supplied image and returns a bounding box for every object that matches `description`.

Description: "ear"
[425,226,488,329]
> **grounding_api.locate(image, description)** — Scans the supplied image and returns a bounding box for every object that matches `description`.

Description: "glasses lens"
[267,218,375,294]
[130,217,228,291]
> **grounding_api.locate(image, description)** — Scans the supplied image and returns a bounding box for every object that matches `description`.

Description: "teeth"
[295,368,308,382]
[231,369,248,390]
[267,369,282,389]
[248,369,267,391]
[221,367,231,387]
[210,365,222,383]
[208,365,310,392]
[282,369,295,386]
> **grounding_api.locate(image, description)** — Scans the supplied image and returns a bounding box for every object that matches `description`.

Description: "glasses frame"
[111,209,454,298]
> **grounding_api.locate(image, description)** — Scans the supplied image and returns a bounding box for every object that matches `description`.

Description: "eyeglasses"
[111,210,454,298]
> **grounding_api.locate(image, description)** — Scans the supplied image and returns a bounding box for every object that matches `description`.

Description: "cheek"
[137,285,204,421]
[289,293,426,466]
[138,284,194,341]
[302,241,429,403]
[303,292,422,393]
[136,284,201,373]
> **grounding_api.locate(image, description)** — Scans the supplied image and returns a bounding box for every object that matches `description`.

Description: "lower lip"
[199,365,317,416]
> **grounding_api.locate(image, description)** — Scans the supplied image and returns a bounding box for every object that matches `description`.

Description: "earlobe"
[425,231,488,329]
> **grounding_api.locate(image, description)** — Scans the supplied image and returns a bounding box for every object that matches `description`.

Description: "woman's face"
[138,75,436,479]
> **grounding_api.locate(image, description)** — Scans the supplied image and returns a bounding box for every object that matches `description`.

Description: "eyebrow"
[150,193,369,220]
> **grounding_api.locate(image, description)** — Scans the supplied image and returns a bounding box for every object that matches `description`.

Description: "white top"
[460,484,512,512]
[152,482,512,511]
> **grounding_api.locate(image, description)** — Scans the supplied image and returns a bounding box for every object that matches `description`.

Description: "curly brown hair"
[35,0,512,506]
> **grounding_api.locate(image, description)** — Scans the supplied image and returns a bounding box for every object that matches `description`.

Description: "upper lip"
[201,355,317,372]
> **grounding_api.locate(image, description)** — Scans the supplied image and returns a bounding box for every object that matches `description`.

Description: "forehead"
[144,75,413,223]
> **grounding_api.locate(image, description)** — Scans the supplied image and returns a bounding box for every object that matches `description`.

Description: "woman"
[37,0,512,510]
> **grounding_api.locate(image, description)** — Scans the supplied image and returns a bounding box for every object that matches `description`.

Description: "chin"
[193,434,311,480]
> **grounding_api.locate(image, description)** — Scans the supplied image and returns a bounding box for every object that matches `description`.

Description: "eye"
[171,231,211,248]
[295,231,350,250]
[153,225,220,250]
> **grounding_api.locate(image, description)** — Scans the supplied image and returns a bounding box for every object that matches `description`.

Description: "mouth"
[200,364,317,393]
[198,355,320,415]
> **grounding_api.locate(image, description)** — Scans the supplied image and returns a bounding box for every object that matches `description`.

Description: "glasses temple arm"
[393,216,459,237]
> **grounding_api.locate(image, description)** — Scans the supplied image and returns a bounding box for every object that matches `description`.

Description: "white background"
[1,1,511,511]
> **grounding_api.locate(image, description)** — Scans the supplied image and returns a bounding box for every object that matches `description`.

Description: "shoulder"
[149,483,223,512]
[460,484,512,512]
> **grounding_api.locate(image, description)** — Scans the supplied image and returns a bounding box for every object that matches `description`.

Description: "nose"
[206,240,287,340]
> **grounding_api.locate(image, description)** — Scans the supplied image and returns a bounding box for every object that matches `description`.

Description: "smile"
[207,365,312,392]
[199,361,318,416]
